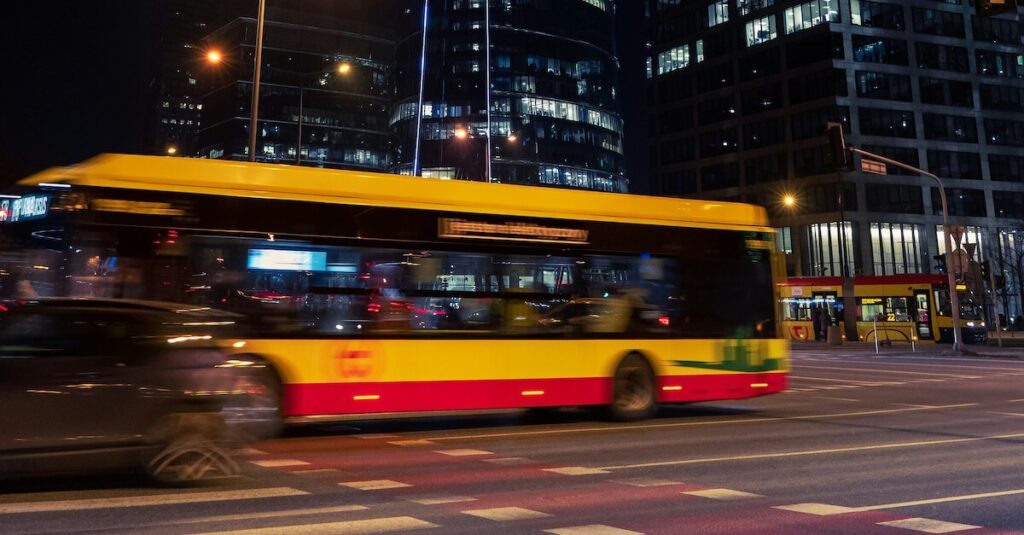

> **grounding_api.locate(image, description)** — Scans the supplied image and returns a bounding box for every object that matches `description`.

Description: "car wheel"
[146,435,240,485]
[225,368,283,440]
[608,354,658,422]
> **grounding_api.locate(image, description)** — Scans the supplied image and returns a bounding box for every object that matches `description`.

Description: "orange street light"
[338,63,352,75]
[206,50,223,64]
[783,194,797,208]
[453,127,469,140]
[166,146,178,156]
[508,134,518,143]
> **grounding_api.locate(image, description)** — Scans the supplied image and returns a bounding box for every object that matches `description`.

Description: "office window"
[745,153,789,184]
[746,15,778,46]
[793,145,833,177]
[659,137,696,165]
[658,105,694,134]
[701,162,741,191]
[705,0,730,28]
[927,150,982,180]
[919,78,973,107]
[851,0,904,30]
[912,7,964,37]
[658,45,690,75]
[985,118,1024,147]
[740,49,782,81]
[922,114,978,143]
[973,16,1021,45]
[989,154,1024,183]
[743,118,785,149]
[856,71,913,101]
[852,36,908,65]
[976,49,1024,78]
[696,62,734,92]
[658,169,699,196]
[870,223,922,275]
[789,68,847,103]
[931,188,987,217]
[865,183,924,214]
[697,95,737,125]
[741,82,784,115]
[994,191,1024,219]
[980,84,1024,112]
[784,0,840,34]
[861,145,919,176]
[916,42,969,72]
[859,108,916,138]
[935,225,986,257]
[804,222,856,277]
[791,105,850,140]
[777,226,793,255]
[738,0,774,16]
[699,129,738,157]
[786,32,845,67]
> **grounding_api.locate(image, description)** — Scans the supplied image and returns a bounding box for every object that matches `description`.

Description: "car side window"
[0,313,72,355]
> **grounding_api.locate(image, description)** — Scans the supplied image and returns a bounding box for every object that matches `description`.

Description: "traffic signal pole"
[849,148,965,352]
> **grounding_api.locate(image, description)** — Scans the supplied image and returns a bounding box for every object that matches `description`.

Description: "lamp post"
[248,0,268,163]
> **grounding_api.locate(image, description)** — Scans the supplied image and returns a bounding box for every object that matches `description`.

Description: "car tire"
[146,434,240,486]
[224,363,284,440]
[607,354,658,422]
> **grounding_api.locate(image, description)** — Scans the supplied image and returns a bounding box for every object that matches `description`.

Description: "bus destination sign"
[0,195,49,223]
[439,217,590,245]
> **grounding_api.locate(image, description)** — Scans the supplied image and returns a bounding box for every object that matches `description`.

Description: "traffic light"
[981,260,992,279]
[934,254,947,274]
[977,0,1017,17]
[826,122,849,171]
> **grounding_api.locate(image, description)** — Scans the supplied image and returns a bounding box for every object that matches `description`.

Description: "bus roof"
[19,154,769,231]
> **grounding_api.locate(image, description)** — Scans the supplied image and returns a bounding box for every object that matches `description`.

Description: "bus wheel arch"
[607,351,659,422]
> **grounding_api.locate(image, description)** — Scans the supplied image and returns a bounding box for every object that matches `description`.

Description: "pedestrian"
[820,307,832,340]
[811,305,822,341]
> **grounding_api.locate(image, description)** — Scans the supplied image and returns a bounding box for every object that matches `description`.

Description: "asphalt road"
[4,345,1024,534]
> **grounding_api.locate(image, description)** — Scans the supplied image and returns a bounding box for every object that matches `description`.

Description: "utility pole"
[248,0,267,162]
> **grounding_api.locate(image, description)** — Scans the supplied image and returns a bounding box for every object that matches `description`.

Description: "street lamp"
[453,127,469,140]
[782,194,797,209]
[166,146,178,156]
[206,50,223,64]
[337,63,352,75]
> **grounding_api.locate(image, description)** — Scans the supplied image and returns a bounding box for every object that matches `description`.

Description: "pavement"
[4,346,1024,534]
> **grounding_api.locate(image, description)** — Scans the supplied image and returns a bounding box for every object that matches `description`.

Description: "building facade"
[195,2,399,171]
[392,0,627,191]
[646,0,1024,316]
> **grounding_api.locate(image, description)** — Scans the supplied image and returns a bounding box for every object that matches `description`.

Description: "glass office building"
[646,0,1024,316]
[196,3,399,171]
[392,0,627,191]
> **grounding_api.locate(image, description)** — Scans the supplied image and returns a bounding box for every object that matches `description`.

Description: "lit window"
[784,0,839,35]
[746,15,778,46]
[706,0,729,27]
[657,45,690,75]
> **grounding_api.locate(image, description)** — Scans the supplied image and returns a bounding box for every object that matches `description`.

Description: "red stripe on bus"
[281,374,787,416]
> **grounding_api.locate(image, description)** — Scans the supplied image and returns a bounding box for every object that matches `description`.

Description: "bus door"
[812,291,841,326]
[913,289,933,340]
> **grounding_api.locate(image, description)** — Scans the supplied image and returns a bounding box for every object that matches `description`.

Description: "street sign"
[861,159,887,175]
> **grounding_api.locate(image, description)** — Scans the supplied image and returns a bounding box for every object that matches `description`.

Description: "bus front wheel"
[608,354,658,422]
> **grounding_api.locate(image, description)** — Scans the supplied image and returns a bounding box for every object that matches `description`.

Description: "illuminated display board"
[0,196,49,223]
[248,249,327,271]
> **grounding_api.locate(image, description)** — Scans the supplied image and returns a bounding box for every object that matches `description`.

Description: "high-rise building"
[645,1,1024,309]
[149,0,218,157]
[392,0,628,191]
[195,1,400,171]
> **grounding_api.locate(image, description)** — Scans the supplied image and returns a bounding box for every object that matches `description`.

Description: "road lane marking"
[796,365,981,379]
[990,412,1024,417]
[413,404,977,442]
[355,434,400,439]
[462,507,551,521]
[852,488,1024,512]
[434,449,493,457]
[483,457,535,465]
[0,487,309,514]
[251,459,311,468]
[545,525,644,535]
[811,396,861,402]
[791,375,899,385]
[1010,399,1024,403]
[238,448,268,456]
[191,516,438,535]
[774,503,858,516]
[595,431,1024,470]
[610,478,682,487]
[389,440,438,447]
[408,496,478,505]
[292,469,341,475]
[340,480,412,491]
[544,466,611,476]
[876,518,980,533]
[849,361,1024,373]
[160,505,368,526]
[683,488,763,500]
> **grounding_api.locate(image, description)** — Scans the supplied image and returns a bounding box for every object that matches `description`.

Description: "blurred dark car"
[0,299,276,484]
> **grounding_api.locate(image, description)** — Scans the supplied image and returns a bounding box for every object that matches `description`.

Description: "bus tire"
[608,353,658,422]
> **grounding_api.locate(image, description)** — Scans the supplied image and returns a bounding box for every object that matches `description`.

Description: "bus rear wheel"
[608,354,658,421]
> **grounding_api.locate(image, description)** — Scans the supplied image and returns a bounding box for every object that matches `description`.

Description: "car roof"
[8,299,241,319]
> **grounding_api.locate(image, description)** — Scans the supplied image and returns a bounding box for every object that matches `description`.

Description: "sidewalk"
[789,340,1024,359]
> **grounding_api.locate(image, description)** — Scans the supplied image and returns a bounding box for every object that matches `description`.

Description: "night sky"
[0,1,650,192]
[0,1,160,186]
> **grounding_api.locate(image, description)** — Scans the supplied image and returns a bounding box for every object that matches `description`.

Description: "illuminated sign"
[0,196,49,223]
[93,199,186,216]
[439,218,589,245]
[247,249,327,271]
[861,298,883,305]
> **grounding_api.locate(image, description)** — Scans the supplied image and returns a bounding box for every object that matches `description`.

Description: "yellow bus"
[3,155,788,428]
[780,275,985,345]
